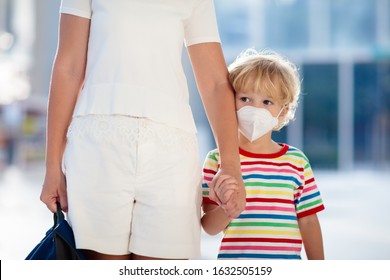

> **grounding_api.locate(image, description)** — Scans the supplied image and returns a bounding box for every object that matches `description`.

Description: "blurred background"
[0,0,389,260]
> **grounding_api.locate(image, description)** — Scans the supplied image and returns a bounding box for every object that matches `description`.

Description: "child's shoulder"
[204,148,220,161]
[284,144,303,154]
[203,148,220,170]
[205,148,219,162]
[283,144,310,163]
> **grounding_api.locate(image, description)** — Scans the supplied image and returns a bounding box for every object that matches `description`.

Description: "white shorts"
[62,115,202,259]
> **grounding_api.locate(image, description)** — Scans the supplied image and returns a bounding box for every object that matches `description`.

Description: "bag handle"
[53,202,65,227]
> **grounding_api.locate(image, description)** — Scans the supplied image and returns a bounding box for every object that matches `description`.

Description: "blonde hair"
[228,48,301,129]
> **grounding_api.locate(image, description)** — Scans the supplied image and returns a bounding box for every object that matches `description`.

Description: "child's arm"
[201,203,232,235]
[298,214,324,260]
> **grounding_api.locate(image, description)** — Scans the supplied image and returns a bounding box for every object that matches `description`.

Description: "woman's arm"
[298,214,325,260]
[187,42,246,218]
[40,14,90,212]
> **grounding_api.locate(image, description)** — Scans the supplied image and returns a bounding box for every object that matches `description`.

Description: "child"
[201,49,325,260]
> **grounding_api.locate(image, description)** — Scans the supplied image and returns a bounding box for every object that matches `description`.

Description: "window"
[354,62,390,164]
[264,0,309,50]
[302,64,339,168]
[330,0,376,48]
[214,0,251,47]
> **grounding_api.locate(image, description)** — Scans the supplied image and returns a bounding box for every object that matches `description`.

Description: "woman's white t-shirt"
[60,0,221,133]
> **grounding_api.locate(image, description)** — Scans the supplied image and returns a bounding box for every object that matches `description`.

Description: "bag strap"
[53,202,65,227]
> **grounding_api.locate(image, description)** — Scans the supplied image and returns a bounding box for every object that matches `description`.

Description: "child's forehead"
[239,73,276,89]
[233,67,288,101]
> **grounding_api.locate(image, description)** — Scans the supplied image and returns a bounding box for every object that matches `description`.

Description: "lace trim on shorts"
[66,115,197,152]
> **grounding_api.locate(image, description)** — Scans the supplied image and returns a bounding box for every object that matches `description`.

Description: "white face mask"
[237,106,284,142]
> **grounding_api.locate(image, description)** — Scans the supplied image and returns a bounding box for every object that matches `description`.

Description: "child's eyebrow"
[239,91,274,99]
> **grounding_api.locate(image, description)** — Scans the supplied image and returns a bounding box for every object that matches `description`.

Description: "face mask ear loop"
[273,106,286,131]
[276,105,285,118]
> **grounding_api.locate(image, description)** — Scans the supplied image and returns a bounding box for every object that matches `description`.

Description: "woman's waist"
[72,84,196,133]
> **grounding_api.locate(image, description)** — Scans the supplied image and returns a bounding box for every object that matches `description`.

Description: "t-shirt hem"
[185,37,221,47]
[60,7,92,19]
[72,83,198,134]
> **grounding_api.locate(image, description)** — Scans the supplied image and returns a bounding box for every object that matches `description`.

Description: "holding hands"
[208,170,246,218]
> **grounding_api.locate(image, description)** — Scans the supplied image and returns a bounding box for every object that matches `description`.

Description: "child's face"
[235,91,284,119]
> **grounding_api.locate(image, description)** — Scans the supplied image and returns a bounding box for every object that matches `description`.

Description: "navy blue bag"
[25,202,85,260]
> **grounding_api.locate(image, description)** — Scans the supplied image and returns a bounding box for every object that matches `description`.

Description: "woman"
[40,0,245,260]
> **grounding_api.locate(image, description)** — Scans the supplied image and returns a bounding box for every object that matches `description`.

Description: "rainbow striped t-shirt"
[202,144,325,259]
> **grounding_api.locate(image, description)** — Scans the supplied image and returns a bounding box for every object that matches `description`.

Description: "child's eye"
[263,99,273,105]
[240,97,250,102]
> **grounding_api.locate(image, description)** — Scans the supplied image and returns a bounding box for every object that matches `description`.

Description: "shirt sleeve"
[60,0,92,19]
[295,157,325,219]
[202,150,220,205]
[184,0,221,47]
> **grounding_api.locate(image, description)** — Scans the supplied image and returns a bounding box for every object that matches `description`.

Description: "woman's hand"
[40,170,68,213]
[209,174,238,204]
